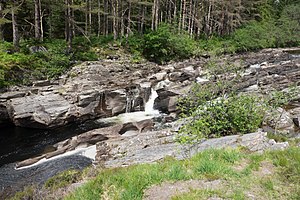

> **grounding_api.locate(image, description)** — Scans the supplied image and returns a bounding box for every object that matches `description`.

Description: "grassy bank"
[11,146,300,200]
[63,147,300,200]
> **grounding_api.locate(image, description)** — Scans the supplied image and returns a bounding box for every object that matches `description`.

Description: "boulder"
[154,89,179,113]
[288,107,300,128]
[263,107,295,135]
[7,93,75,129]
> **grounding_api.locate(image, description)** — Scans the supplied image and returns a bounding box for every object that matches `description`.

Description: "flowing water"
[0,120,104,166]
[0,88,160,196]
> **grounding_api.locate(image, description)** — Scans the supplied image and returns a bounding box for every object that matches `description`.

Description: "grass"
[59,147,300,200]
[44,169,82,190]
[11,146,300,200]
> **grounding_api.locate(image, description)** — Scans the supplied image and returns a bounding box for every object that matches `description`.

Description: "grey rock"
[0,91,26,100]
[264,107,295,135]
[102,129,286,168]
[7,93,73,128]
[29,46,47,53]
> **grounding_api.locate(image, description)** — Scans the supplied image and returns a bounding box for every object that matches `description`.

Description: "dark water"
[0,121,104,166]
[0,120,106,197]
[0,155,92,198]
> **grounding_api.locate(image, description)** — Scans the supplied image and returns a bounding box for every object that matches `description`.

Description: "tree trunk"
[141,6,145,33]
[112,0,117,40]
[34,0,42,41]
[178,0,182,32]
[126,0,131,38]
[155,0,159,30]
[0,3,3,41]
[173,0,177,25]
[151,0,155,30]
[104,0,108,36]
[12,1,19,50]
[182,0,186,31]
[120,0,124,37]
[89,0,92,35]
[206,0,212,36]
[97,0,101,36]
[71,0,75,37]
[65,0,72,52]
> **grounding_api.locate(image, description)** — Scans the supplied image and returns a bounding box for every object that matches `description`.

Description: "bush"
[143,24,197,63]
[177,94,266,144]
[233,20,277,51]
[275,4,300,47]
[198,37,237,55]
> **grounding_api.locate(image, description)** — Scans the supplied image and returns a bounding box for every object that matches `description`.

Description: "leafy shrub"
[178,60,242,115]
[143,24,197,63]
[198,37,237,55]
[177,94,266,144]
[233,20,277,51]
[275,4,300,47]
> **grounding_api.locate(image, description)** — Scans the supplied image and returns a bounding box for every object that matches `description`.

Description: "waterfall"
[145,88,159,115]
[98,88,160,124]
[125,96,133,113]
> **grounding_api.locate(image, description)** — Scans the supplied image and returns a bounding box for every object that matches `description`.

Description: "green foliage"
[275,4,300,47]
[178,60,242,115]
[178,95,265,144]
[267,87,299,108]
[45,169,82,190]
[0,36,115,88]
[142,24,197,63]
[72,36,114,61]
[233,20,277,51]
[198,3,300,55]
[122,34,145,63]
[198,37,237,55]
[176,60,265,143]
[13,147,300,200]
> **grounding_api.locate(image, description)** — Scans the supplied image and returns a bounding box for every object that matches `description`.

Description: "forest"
[0,0,299,87]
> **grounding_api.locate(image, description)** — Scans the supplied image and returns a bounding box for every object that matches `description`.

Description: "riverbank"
[1,47,300,199]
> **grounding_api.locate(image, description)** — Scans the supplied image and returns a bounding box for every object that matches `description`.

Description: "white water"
[99,88,160,124]
[16,145,97,170]
[145,88,160,115]
[17,88,160,169]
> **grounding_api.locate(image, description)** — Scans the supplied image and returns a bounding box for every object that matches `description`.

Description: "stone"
[29,46,47,53]
[15,155,45,168]
[7,93,73,128]
[154,89,179,113]
[32,80,51,87]
[103,130,288,168]
[104,90,127,115]
[0,91,26,100]
[150,72,167,81]
[196,77,209,84]
[288,107,300,128]
[264,107,295,135]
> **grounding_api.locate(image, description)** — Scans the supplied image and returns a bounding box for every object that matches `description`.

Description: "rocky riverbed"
[0,47,300,198]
